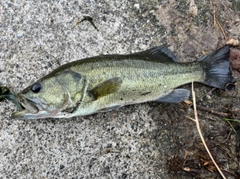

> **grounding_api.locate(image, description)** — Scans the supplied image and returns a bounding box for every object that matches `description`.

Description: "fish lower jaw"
[11,109,69,119]
[11,110,48,119]
[11,109,82,119]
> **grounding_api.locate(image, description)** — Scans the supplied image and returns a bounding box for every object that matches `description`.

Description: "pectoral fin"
[89,77,123,100]
[155,89,190,103]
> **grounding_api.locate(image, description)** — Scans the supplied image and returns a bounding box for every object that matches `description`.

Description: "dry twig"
[216,20,228,40]
[211,0,228,40]
[212,0,217,27]
[196,105,229,117]
[191,81,226,179]
[184,100,229,118]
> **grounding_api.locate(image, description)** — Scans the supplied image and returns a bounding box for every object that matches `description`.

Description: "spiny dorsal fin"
[89,77,122,100]
[135,46,177,62]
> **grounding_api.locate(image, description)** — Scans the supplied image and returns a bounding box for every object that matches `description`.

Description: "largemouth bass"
[12,45,235,119]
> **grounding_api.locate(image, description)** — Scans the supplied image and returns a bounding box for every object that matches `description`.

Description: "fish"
[11,45,235,119]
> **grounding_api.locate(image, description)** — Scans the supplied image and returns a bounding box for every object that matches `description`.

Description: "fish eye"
[31,83,42,93]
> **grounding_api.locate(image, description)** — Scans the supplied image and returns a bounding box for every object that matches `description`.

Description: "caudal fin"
[200,45,235,90]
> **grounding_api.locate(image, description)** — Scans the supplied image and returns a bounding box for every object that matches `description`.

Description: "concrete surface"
[0,0,240,178]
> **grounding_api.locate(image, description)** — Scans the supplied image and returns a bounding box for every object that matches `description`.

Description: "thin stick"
[211,0,228,40]
[196,105,229,117]
[222,131,232,143]
[221,168,238,178]
[191,81,226,179]
[216,20,228,40]
[184,101,229,118]
[212,0,217,27]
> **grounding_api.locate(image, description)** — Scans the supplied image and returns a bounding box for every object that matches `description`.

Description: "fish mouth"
[11,95,48,119]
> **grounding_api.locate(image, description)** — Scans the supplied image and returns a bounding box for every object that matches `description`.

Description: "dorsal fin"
[134,46,177,62]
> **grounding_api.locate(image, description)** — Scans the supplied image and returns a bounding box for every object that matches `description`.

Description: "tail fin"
[200,45,235,90]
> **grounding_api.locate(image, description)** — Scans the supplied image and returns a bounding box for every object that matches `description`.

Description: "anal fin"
[155,89,190,103]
